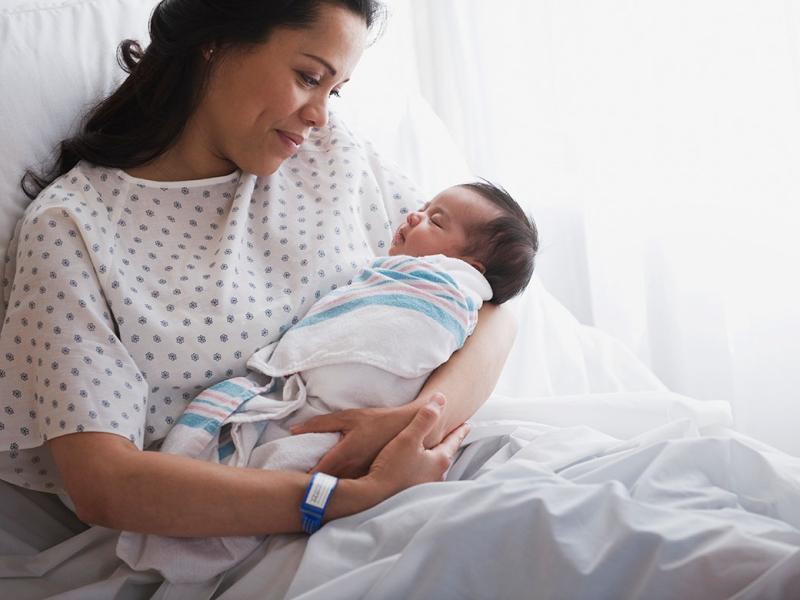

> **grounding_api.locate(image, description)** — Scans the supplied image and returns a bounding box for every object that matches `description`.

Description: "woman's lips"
[276,130,303,153]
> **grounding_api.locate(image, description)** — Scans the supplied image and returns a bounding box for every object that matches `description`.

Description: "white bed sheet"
[287,421,800,600]
[3,390,799,599]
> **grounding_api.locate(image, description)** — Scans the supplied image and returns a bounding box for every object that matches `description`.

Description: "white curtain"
[403,0,800,455]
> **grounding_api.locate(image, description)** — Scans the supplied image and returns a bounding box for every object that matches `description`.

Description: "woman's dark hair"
[22,0,383,199]
[461,180,539,305]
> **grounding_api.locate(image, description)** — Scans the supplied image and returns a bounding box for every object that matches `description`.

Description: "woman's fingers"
[363,394,476,497]
[309,443,343,475]
[290,412,347,435]
[398,393,446,445]
[311,441,365,478]
[434,422,471,461]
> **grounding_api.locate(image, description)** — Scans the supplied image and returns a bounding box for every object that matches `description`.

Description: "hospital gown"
[0,118,422,495]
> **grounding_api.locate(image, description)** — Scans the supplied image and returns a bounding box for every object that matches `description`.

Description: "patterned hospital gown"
[0,118,422,493]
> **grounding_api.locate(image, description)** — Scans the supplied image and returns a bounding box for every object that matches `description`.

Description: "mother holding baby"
[0,0,516,540]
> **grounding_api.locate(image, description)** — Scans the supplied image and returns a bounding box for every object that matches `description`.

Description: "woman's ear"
[202,45,216,61]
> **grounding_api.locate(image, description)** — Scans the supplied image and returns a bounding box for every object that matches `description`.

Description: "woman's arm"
[293,303,518,477]
[409,302,518,447]
[49,398,467,536]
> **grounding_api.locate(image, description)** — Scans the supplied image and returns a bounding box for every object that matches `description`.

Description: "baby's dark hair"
[461,181,538,304]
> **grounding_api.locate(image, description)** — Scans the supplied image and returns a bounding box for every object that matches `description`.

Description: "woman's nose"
[300,95,329,129]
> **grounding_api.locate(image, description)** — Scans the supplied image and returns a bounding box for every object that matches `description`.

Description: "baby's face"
[389,186,503,263]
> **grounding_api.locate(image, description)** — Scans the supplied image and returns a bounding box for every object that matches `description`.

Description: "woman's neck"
[125,124,237,182]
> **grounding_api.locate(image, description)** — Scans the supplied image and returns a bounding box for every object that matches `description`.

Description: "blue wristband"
[300,473,339,534]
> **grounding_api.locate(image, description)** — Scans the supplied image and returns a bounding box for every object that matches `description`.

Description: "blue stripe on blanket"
[212,379,261,402]
[433,291,474,313]
[218,440,236,461]
[407,268,458,287]
[348,277,469,313]
[178,378,263,434]
[369,267,458,289]
[177,412,222,435]
[345,277,470,314]
[295,294,467,345]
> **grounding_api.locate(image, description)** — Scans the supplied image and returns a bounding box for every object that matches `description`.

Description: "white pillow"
[0,0,160,320]
[0,0,470,324]
[333,0,473,197]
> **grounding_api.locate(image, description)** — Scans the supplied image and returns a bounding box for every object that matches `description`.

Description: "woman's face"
[185,5,367,177]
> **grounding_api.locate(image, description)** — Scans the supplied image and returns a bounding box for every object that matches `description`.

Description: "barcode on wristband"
[307,473,337,509]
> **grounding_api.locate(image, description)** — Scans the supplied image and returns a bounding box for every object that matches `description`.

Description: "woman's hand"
[290,401,423,478]
[361,395,470,499]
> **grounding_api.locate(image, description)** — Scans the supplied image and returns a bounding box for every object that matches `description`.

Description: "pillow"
[494,277,667,397]
[0,0,469,324]
[332,0,473,197]
[0,0,160,321]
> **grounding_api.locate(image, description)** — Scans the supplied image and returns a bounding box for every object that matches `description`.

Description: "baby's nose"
[407,211,422,226]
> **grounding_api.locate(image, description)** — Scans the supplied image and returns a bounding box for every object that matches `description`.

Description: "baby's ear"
[462,256,486,274]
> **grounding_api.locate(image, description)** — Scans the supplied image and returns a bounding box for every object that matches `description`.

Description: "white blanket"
[287,412,800,600]
[117,254,490,583]
[246,253,491,471]
[7,390,800,600]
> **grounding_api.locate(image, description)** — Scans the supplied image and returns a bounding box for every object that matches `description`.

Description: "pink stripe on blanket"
[197,388,250,409]
[184,403,230,421]
[304,280,471,328]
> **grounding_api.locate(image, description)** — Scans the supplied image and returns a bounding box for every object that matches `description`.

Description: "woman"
[1,0,515,537]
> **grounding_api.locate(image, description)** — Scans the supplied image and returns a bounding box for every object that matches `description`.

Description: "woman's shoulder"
[25,161,108,219]
[13,162,130,258]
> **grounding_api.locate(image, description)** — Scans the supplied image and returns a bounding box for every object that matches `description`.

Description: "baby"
[169,179,540,473]
[388,180,538,305]
[118,181,539,581]
[242,180,539,468]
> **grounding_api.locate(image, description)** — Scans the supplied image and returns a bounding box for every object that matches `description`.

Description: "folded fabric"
[247,253,492,471]
[249,254,490,381]
[117,254,491,583]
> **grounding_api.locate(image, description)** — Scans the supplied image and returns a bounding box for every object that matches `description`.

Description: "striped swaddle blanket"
[248,253,492,386]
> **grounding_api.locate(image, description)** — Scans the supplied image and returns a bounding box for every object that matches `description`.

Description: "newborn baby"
[242,180,539,470]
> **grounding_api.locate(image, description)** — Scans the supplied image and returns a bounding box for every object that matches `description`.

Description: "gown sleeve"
[0,196,148,459]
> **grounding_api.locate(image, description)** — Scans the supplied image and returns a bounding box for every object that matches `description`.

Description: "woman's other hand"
[289,402,419,478]
[363,395,469,497]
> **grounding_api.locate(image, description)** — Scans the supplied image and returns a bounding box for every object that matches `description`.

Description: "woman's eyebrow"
[302,53,337,76]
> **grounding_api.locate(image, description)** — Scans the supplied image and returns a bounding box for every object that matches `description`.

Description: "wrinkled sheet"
[287,414,800,599]
[3,390,800,599]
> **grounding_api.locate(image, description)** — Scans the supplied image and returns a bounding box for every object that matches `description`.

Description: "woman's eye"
[299,73,320,87]
[299,73,340,98]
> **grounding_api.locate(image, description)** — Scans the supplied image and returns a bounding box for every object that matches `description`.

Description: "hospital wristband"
[300,472,339,534]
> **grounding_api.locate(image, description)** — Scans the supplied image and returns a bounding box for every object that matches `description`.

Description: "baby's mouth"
[392,227,406,246]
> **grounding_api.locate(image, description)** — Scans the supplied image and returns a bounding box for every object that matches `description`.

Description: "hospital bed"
[1,1,798,598]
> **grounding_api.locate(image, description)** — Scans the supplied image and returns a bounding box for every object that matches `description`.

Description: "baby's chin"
[389,246,418,257]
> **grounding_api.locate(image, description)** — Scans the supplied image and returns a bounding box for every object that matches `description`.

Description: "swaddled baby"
[117,181,538,582]
[240,180,540,471]
[158,181,539,472]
